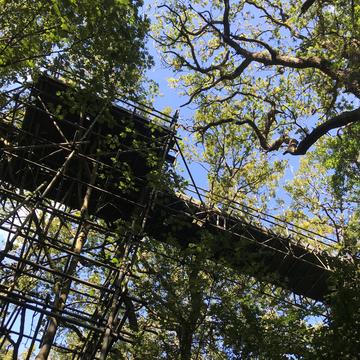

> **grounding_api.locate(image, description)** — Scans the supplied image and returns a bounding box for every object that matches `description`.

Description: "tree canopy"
[154,0,359,155]
[152,0,360,246]
[151,2,360,357]
[0,0,153,95]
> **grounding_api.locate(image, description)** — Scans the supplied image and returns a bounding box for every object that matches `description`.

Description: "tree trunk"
[178,262,203,360]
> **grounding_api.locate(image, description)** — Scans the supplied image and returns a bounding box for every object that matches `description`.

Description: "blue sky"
[146,38,211,191]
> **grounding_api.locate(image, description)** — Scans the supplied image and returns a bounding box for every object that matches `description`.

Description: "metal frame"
[0,74,333,359]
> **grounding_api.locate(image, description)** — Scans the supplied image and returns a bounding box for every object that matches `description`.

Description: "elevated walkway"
[0,75,336,302]
[147,192,333,301]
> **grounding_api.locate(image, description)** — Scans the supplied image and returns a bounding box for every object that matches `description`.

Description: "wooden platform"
[1,75,175,221]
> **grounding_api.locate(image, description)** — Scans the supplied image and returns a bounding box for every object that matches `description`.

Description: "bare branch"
[180,58,251,106]
[246,0,308,40]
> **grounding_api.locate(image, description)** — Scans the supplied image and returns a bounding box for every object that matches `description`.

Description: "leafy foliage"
[154,0,360,155]
[0,0,153,96]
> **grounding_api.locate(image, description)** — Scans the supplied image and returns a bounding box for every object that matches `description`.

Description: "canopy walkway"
[0,74,337,358]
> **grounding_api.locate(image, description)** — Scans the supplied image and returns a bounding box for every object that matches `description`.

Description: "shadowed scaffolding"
[0,74,338,359]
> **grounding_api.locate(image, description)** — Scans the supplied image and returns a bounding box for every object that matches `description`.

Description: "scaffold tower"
[0,74,337,359]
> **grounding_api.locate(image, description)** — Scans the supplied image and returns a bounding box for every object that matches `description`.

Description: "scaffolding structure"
[0,74,337,358]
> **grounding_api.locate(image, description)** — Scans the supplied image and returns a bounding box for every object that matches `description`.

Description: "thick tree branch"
[285,107,360,155]
[193,1,345,91]
[195,108,360,156]
[158,1,360,156]
[300,0,317,16]
[160,1,360,99]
